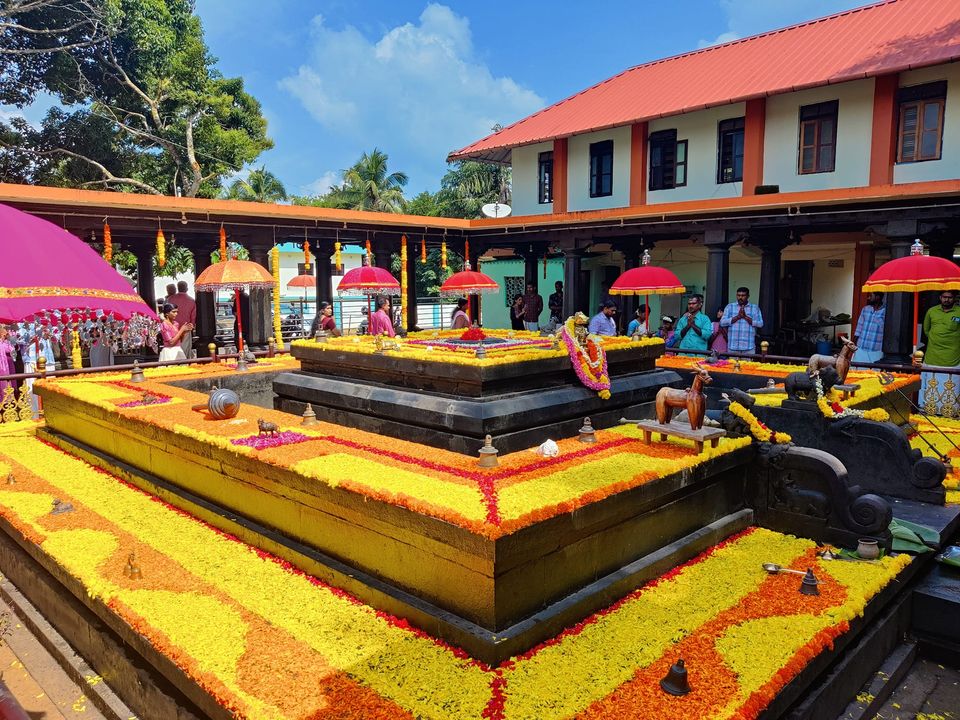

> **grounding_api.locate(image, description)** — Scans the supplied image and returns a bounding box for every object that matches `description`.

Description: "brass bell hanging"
[660,658,691,696]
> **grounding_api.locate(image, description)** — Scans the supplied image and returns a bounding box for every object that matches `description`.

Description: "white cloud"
[698,0,867,48]
[301,170,340,197]
[280,4,543,164]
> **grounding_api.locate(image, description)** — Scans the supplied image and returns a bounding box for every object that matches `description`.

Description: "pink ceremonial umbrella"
[0,203,156,323]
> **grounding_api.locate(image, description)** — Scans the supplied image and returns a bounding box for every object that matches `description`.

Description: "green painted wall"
[478,258,565,329]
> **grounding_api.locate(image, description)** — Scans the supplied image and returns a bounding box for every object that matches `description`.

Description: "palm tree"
[224,167,288,203]
[338,148,408,213]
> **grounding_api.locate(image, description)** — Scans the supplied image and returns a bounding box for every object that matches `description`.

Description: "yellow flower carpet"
[909,414,960,504]
[0,430,910,720]
[42,358,746,539]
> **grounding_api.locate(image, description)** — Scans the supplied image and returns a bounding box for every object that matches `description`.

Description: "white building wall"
[511,142,554,216]
[894,63,960,185]
[566,125,632,212]
[647,102,746,205]
[763,78,874,193]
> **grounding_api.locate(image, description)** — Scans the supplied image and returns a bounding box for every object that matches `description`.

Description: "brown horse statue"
[807,335,857,384]
[656,365,712,430]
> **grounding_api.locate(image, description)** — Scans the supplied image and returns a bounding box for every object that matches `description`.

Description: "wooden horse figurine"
[807,335,858,384]
[655,365,712,430]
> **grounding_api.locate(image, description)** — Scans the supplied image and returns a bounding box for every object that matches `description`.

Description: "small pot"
[857,538,880,560]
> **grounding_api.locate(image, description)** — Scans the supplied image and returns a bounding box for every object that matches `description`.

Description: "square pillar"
[552,138,568,214]
[248,246,273,348]
[193,248,217,356]
[563,249,586,319]
[135,249,156,311]
[869,73,898,187]
[704,231,733,320]
[742,98,766,195]
[629,122,648,207]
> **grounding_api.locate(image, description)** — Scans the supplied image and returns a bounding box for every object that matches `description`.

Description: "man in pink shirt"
[168,280,197,358]
[368,296,396,337]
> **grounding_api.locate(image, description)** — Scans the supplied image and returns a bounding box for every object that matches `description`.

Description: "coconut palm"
[337,148,408,213]
[224,167,288,203]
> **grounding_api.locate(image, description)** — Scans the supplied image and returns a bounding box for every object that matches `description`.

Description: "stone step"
[835,642,917,720]
[912,563,960,655]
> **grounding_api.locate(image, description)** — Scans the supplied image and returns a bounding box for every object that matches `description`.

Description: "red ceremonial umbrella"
[195,259,274,356]
[337,256,400,328]
[287,273,315,315]
[439,262,499,327]
[862,239,960,349]
[608,249,685,331]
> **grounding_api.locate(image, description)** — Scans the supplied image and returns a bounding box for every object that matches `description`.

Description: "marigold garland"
[464,239,470,265]
[814,376,890,422]
[70,329,82,370]
[560,317,611,399]
[271,245,283,345]
[365,238,372,263]
[219,225,227,261]
[400,234,408,328]
[103,222,112,263]
[156,228,166,268]
[302,239,310,266]
[334,241,342,273]
[441,240,447,270]
[421,236,427,264]
[728,402,792,443]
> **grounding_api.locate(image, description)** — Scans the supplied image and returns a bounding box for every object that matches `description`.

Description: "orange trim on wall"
[629,122,648,207]
[552,138,568,214]
[742,98,766,195]
[869,73,899,186]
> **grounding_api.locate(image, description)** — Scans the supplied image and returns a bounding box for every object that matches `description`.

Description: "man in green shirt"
[675,294,713,355]
[919,290,960,416]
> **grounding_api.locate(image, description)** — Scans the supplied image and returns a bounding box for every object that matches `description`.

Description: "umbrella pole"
[913,290,919,351]
[234,288,244,354]
[645,294,649,335]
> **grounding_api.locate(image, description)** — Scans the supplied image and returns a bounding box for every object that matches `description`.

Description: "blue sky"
[5,0,866,197]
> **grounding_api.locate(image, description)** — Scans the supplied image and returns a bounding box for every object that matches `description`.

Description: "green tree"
[434,161,510,219]
[223,166,287,203]
[314,148,408,212]
[0,0,272,197]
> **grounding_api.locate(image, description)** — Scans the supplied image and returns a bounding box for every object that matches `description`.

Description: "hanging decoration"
[156,228,166,268]
[219,225,228,262]
[421,236,427,264]
[543,251,548,279]
[400,234,408,328]
[71,327,82,370]
[441,240,447,270]
[560,316,611,400]
[303,237,311,267]
[271,245,283,345]
[464,239,470,266]
[334,241,342,274]
[365,237,372,264]
[103,222,112,264]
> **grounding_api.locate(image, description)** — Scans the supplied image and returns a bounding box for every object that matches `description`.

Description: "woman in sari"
[159,304,193,362]
[0,326,14,395]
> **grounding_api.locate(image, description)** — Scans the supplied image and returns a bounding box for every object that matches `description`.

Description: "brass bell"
[478,434,499,468]
[660,658,691,696]
[799,568,820,596]
[301,403,319,427]
[123,552,143,580]
[129,360,146,383]
[5,472,15,485]
[579,417,597,444]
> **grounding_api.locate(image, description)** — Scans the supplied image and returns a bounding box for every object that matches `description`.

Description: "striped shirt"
[854,304,885,352]
[720,302,764,353]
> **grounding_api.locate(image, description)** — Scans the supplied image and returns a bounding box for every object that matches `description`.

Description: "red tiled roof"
[449,0,960,162]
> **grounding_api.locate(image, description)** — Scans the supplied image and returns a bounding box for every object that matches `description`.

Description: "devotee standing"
[310,301,341,338]
[709,308,729,355]
[588,301,618,336]
[720,287,764,353]
[159,303,192,362]
[18,323,56,417]
[522,283,543,332]
[918,290,960,417]
[510,294,525,331]
[675,295,712,354]
[164,283,177,304]
[168,281,197,358]
[852,292,885,364]
[658,315,677,348]
[0,326,14,395]
[451,298,471,329]
[88,326,114,368]
[627,305,649,337]
[368,296,396,337]
[548,281,564,324]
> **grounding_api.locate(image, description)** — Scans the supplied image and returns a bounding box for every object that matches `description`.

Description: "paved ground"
[0,593,109,720]
[870,657,960,720]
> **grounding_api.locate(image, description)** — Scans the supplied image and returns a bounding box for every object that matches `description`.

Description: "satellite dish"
[481,202,512,219]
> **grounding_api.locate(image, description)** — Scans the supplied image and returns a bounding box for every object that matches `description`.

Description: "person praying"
[674,294,712,354]
[548,281,564,324]
[368,296,396,337]
[627,305,649,338]
[720,287,764,353]
[522,283,543,332]
[159,303,193,362]
[510,294,525,331]
[168,281,197,358]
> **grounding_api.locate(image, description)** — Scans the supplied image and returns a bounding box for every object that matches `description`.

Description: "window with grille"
[649,130,688,190]
[589,140,613,197]
[798,100,838,174]
[717,117,745,183]
[538,151,553,203]
[897,81,946,163]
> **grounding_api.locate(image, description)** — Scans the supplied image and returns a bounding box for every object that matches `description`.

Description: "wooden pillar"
[193,248,217,356]
[552,138,568,214]
[852,240,875,329]
[313,244,334,303]
[755,232,792,343]
[563,249,586,319]
[742,98,766,195]
[629,122,648,207]
[135,248,156,311]
[704,230,733,319]
[247,245,272,348]
[407,242,420,332]
[869,73,899,187]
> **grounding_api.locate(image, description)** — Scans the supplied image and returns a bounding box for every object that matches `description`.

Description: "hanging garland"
[464,239,470,266]
[441,240,447,270]
[400,234,408,328]
[156,229,166,268]
[71,328,83,370]
[271,245,283,345]
[103,222,112,264]
[219,226,228,262]
[303,239,310,267]
[334,241,342,273]
[727,402,792,443]
[420,236,427,264]
[543,252,548,279]
[814,375,890,422]
[560,317,611,400]
[365,238,372,264]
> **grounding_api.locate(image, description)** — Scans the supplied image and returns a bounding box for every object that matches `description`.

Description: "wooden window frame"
[589,140,614,198]
[674,140,688,187]
[797,100,838,175]
[649,129,688,191]
[896,82,946,164]
[717,117,745,184]
[537,151,554,203]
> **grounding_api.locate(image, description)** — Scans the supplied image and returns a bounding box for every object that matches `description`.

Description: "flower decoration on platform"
[814,375,890,422]
[728,402,792,443]
[231,430,312,450]
[561,315,611,400]
[460,327,486,342]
